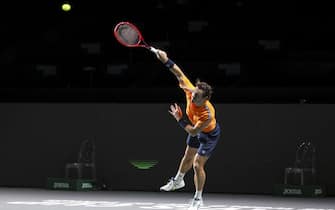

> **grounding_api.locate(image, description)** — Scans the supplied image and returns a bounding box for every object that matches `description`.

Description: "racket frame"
[114,21,150,49]
[114,21,159,55]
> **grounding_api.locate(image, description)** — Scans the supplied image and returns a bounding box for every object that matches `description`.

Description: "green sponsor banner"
[46,178,96,191]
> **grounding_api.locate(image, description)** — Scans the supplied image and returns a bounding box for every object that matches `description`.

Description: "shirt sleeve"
[179,74,195,95]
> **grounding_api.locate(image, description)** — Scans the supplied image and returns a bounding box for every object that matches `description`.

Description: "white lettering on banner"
[53,183,70,188]
[315,189,323,195]
[283,188,302,195]
[81,183,93,188]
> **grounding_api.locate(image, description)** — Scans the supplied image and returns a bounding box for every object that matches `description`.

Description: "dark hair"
[195,79,213,100]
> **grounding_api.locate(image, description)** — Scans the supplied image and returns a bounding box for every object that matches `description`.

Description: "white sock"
[174,171,185,182]
[194,190,202,200]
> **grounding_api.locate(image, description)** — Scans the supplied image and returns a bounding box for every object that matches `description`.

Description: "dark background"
[1,0,335,195]
[1,103,334,195]
[1,0,335,103]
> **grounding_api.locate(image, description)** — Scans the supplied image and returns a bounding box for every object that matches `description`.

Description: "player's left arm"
[169,103,210,137]
[186,118,211,137]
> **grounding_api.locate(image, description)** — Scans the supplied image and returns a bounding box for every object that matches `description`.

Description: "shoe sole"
[159,185,185,192]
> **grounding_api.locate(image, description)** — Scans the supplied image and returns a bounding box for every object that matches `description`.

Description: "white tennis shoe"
[188,198,203,210]
[160,177,185,191]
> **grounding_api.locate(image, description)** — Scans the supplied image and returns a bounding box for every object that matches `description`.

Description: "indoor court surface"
[0,187,334,210]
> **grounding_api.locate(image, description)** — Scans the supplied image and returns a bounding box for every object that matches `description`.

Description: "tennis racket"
[113,21,159,56]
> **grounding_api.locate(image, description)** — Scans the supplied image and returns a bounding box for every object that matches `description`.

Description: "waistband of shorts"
[204,123,220,134]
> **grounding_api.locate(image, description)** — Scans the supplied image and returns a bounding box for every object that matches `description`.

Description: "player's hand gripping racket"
[114,21,159,57]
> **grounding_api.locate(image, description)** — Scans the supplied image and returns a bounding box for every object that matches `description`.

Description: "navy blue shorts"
[186,123,221,157]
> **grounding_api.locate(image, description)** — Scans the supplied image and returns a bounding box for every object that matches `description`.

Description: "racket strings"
[116,24,140,45]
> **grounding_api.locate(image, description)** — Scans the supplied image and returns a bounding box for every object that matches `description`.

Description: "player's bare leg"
[189,154,208,210]
[160,146,197,191]
[178,146,198,174]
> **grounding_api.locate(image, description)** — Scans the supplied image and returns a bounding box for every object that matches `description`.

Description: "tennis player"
[155,49,221,210]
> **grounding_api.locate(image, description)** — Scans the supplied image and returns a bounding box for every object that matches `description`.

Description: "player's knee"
[193,160,202,172]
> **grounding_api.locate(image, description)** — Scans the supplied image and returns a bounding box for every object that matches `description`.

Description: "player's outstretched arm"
[156,49,185,83]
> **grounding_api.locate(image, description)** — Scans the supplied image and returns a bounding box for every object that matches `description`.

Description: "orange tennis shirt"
[179,75,217,133]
